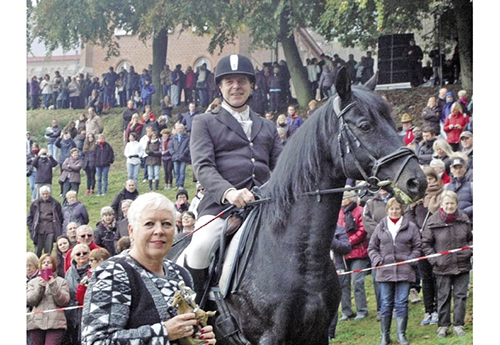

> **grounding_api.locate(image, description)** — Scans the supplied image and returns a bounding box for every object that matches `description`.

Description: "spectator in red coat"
[430,159,451,185]
[399,113,415,146]
[64,225,101,273]
[338,189,370,321]
[443,102,470,151]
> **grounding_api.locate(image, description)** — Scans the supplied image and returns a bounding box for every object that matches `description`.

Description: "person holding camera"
[443,101,470,151]
[27,253,70,345]
[30,146,58,196]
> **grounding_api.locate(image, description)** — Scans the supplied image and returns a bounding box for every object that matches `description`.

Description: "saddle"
[205,205,261,345]
[216,204,262,297]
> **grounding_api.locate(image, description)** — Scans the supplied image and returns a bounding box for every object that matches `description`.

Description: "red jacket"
[404,128,415,146]
[64,241,101,273]
[75,268,92,305]
[444,112,470,144]
[338,204,368,260]
[185,71,196,89]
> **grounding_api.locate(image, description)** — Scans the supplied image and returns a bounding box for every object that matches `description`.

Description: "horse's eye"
[359,122,371,132]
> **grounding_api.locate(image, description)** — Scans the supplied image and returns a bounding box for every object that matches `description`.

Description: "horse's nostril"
[406,178,421,194]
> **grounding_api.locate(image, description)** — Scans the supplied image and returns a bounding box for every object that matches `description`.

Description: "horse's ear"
[335,66,351,100]
[363,71,378,91]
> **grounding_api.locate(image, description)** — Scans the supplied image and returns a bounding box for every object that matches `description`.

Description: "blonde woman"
[432,137,454,175]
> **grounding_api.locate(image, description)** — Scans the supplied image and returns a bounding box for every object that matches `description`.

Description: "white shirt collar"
[222,103,250,122]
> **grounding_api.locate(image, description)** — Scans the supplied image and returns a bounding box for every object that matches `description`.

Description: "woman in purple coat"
[59,148,83,204]
[30,76,41,109]
[369,197,421,345]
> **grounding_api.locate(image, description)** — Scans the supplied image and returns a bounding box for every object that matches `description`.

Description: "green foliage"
[318,0,430,50]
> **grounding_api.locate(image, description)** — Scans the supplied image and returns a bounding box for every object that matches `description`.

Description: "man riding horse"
[177,54,283,303]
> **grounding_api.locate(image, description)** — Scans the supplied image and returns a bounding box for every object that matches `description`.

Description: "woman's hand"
[80,276,89,287]
[165,312,199,341]
[196,325,216,344]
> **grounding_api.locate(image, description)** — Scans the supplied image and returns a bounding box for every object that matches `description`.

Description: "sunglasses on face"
[80,234,93,238]
[75,252,89,257]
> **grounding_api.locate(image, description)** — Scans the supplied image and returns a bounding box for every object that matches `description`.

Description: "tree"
[318,0,472,91]
[27,0,234,106]
[224,0,327,108]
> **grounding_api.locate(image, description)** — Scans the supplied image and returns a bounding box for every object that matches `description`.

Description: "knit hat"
[176,189,189,200]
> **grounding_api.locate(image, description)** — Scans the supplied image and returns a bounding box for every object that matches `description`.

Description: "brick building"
[27,27,366,88]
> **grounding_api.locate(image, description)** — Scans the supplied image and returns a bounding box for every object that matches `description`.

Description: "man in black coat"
[125,65,140,102]
[403,39,424,87]
[27,185,63,257]
[417,126,438,166]
[111,179,139,222]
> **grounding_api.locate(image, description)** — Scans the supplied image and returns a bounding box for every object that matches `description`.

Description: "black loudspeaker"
[377,34,414,84]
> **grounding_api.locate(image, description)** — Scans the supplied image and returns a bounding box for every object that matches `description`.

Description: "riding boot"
[154,179,159,190]
[148,180,152,191]
[379,316,392,345]
[184,263,210,306]
[396,316,409,345]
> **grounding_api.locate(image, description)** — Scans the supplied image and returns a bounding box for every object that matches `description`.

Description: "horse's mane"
[261,86,394,231]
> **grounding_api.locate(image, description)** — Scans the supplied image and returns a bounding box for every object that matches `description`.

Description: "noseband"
[333,96,417,196]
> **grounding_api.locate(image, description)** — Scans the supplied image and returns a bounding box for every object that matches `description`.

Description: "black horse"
[173,68,427,345]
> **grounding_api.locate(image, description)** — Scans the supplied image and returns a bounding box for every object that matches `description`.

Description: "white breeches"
[176,215,225,269]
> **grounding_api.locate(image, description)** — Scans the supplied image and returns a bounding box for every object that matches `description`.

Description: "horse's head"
[331,67,427,204]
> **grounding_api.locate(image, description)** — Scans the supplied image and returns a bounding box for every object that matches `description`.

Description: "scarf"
[342,202,358,232]
[423,180,443,214]
[439,208,459,224]
[389,217,400,224]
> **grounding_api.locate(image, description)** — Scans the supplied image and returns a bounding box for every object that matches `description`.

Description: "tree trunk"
[279,9,313,109]
[281,33,313,109]
[453,0,472,93]
[152,28,168,107]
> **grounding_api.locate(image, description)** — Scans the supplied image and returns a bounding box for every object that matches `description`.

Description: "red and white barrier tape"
[27,245,472,315]
[338,245,473,276]
[27,304,82,316]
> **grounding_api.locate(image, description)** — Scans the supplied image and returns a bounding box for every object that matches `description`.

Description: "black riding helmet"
[215,54,255,85]
[215,54,255,109]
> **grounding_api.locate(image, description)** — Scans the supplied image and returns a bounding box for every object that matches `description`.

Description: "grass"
[26,104,473,344]
[331,272,473,344]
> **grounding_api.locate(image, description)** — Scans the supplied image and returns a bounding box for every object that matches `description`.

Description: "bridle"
[305,96,417,201]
